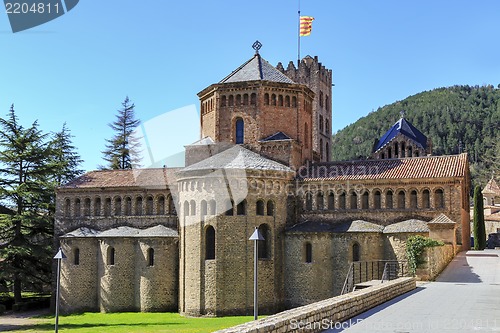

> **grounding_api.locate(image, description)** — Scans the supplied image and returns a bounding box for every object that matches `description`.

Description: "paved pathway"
[324,249,500,332]
[0,308,49,331]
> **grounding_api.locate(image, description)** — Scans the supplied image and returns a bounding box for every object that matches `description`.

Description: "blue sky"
[1,0,499,171]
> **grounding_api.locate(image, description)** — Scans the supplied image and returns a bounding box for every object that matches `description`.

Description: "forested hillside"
[331,85,500,188]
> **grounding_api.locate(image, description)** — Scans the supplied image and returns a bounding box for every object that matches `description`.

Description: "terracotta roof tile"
[300,153,468,181]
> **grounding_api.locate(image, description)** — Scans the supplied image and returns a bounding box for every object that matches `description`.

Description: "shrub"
[406,235,444,275]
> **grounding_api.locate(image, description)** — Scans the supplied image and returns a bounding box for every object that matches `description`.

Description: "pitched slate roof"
[383,219,430,233]
[287,220,384,233]
[374,117,427,152]
[180,145,293,173]
[300,153,468,181]
[260,131,293,142]
[219,53,295,84]
[483,177,500,195]
[60,225,178,238]
[428,214,455,225]
[59,168,179,189]
[186,136,215,146]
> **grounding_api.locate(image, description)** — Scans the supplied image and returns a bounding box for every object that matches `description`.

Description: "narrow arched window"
[305,242,312,263]
[104,198,111,216]
[319,115,324,132]
[205,226,215,260]
[386,191,393,209]
[243,94,249,105]
[114,197,121,215]
[148,248,154,267]
[292,96,297,107]
[326,142,330,161]
[220,95,226,107]
[304,124,309,149]
[256,200,265,216]
[352,243,360,262]
[264,93,269,105]
[146,196,154,215]
[125,197,132,215]
[285,95,290,107]
[362,192,369,209]
[271,94,276,105]
[395,142,399,157]
[401,142,406,157]
[435,189,444,209]
[83,198,91,216]
[250,93,256,105]
[135,197,143,215]
[209,200,216,215]
[94,197,101,216]
[184,201,190,216]
[328,192,335,210]
[74,199,81,217]
[228,95,234,106]
[266,200,274,216]
[410,190,418,208]
[320,138,324,160]
[305,192,313,211]
[236,94,241,105]
[319,91,324,107]
[398,191,406,209]
[235,118,244,144]
[258,224,271,259]
[64,199,71,217]
[408,146,413,157]
[190,200,196,216]
[388,147,392,159]
[350,192,358,209]
[339,192,346,209]
[157,195,166,215]
[374,190,381,209]
[278,95,283,106]
[316,192,324,210]
[236,200,246,215]
[225,200,234,216]
[201,200,207,217]
[107,247,115,266]
[74,248,80,265]
[423,189,430,208]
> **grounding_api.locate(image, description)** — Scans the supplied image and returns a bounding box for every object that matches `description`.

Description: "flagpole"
[297,0,301,67]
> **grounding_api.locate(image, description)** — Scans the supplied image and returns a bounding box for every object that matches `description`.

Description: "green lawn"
[11,312,253,333]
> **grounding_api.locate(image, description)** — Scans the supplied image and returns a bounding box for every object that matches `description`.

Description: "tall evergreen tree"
[51,123,84,186]
[101,96,141,169]
[0,105,58,303]
[472,185,486,250]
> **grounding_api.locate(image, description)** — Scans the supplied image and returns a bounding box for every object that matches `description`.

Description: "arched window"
[148,248,154,266]
[104,198,111,217]
[304,123,309,149]
[415,150,420,157]
[146,196,154,215]
[374,190,381,209]
[236,200,246,215]
[398,191,406,209]
[422,189,430,208]
[319,115,324,132]
[107,247,115,265]
[225,200,234,216]
[135,197,143,215]
[395,142,399,157]
[236,94,241,105]
[325,119,330,135]
[285,95,290,107]
[125,197,132,216]
[220,95,226,107]
[408,146,413,157]
[362,192,369,209]
[201,200,207,217]
[386,191,393,209]
[209,200,216,215]
[388,147,392,159]
[235,118,244,144]
[410,190,418,208]
[401,142,406,157]
[292,96,297,107]
[305,192,313,211]
[316,192,324,210]
[167,195,174,214]
[339,192,346,209]
[264,93,269,105]
[278,95,283,106]
[271,94,277,105]
[435,189,444,209]
[243,94,249,105]
[381,153,385,159]
[83,198,91,216]
[320,138,324,160]
[64,199,71,217]
[258,224,271,259]
[114,197,121,215]
[305,242,312,263]
[352,243,360,262]
[94,197,101,216]
[228,95,234,106]
[325,95,329,111]
[328,192,335,210]
[266,200,274,216]
[157,195,165,215]
[350,192,358,209]
[183,201,190,216]
[326,142,330,161]
[205,226,215,260]
[74,248,80,265]
[319,91,324,107]
[250,93,256,105]
[190,200,196,216]
[256,200,265,216]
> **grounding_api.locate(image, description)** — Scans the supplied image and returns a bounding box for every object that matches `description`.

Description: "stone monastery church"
[55,47,471,316]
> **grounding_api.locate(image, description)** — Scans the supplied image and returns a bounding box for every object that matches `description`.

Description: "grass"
[7,312,254,333]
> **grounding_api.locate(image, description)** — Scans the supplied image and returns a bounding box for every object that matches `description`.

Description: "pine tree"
[101,97,141,169]
[472,185,486,250]
[51,123,84,186]
[0,105,58,303]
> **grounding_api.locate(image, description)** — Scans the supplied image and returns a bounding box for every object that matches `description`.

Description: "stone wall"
[416,244,454,281]
[214,277,416,333]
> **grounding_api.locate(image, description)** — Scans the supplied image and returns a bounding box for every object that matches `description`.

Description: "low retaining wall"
[214,277,416,333]
[417,244,454,281]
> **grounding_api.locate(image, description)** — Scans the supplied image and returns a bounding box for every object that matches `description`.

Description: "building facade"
[55,50,470,315]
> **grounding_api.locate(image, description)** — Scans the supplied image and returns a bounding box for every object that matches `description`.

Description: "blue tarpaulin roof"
[374,117,427,152]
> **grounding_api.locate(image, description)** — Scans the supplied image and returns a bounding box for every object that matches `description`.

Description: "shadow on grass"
[1,321,186,332]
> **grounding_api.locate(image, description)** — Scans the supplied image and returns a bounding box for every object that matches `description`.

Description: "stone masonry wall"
[416,244,454,281]
[214,277,416,333]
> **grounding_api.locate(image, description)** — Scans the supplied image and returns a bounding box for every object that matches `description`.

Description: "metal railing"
[341,260,408,295]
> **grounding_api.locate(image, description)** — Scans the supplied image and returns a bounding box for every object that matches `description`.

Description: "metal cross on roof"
[252,40,262,53]
[400,110,406,118]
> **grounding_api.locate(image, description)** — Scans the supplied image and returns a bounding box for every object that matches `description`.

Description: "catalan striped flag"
[299,16,314,36]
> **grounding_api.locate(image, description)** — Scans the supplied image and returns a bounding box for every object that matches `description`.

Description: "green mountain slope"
[331,85,500,187]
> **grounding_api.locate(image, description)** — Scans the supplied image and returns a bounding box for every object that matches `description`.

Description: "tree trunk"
[13,273,22,303]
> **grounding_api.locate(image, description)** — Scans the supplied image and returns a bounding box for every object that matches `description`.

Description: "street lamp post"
[53,247,66,333]
[249,227,264,320]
